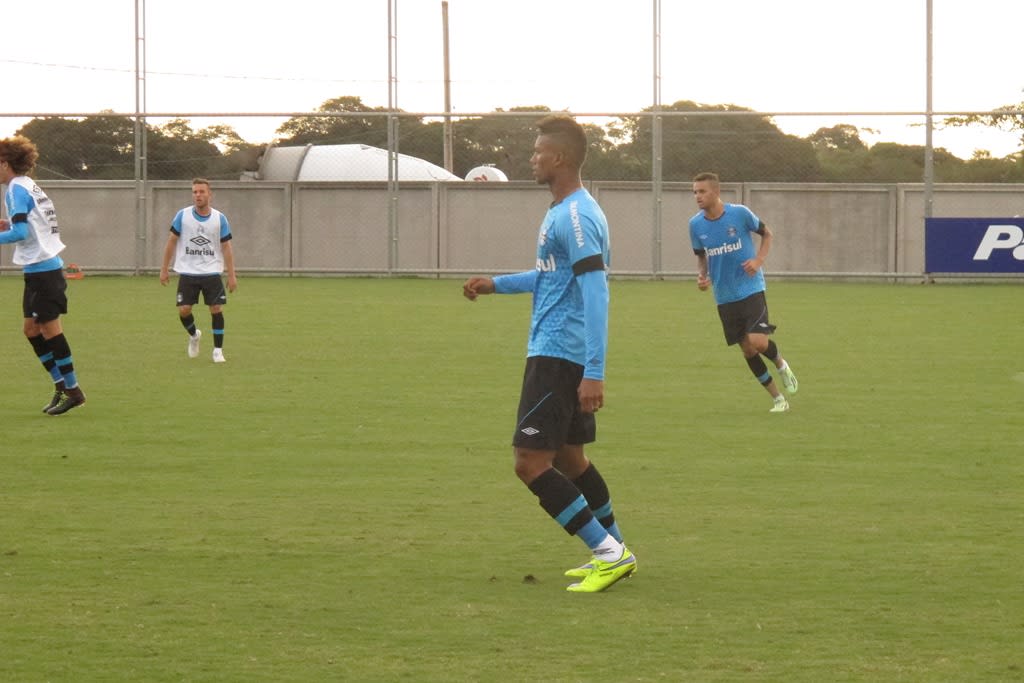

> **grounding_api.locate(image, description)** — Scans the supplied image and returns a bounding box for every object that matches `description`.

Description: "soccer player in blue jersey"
[160,179,237,363]
[462,115,636,593]
[0,136,87,415]
[689,172,798,412]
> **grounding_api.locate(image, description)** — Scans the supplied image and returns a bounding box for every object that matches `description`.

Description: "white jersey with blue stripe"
[528,188,610,371]
[689,203,766,304]
[170,207,232,275]
[2,176,66,271]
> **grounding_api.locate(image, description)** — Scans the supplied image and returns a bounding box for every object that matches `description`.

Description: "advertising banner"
[925,217,1024,273]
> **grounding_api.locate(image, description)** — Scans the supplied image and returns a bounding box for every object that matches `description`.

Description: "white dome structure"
[257,144,463,182]
[465,165,509,182]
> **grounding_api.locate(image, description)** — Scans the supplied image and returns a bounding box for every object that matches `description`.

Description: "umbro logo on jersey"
[191,235,212,247]
[520,427,540,436]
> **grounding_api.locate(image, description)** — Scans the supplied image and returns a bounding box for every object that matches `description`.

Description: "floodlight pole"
[923,0,934,220]
[387,0,400,274]
[651,0,664,276]
[442,1,454,173]
[134,0,148,275]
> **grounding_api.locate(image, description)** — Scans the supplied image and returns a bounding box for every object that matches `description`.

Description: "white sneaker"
[780,364,799,394]
[212,348,226,363]
[769,396,790,413]
[188,330,202,358]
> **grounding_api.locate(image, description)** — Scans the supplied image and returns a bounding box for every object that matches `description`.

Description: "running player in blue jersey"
[462,115,636,593]
[0,136,87,415]
[160,179,237,363]
[689,171,798,412]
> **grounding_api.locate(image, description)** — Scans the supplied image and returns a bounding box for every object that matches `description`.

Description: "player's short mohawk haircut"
[537,114,588,168]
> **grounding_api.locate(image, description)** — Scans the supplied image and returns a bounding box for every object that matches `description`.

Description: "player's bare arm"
[743,225,773,276]
[159,233,178,286]
[223,240,238,293]
[696,252,710,290]
[462,276,495,301]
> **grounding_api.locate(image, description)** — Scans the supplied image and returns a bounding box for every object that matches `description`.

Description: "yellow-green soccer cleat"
[565,555,640,579]
[564,560,595,579]
[566,547,637,593]
[769,395,790,413]
[780,365,799,394]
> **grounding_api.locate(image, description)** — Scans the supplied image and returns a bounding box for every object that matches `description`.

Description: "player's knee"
[741,335,767,356]
[514,448,552,484]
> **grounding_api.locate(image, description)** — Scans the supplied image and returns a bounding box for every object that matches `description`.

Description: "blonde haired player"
[159,178,237,362]
[690,171,798,412]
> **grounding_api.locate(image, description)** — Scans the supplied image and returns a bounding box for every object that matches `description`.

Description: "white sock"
[592,534,624,562]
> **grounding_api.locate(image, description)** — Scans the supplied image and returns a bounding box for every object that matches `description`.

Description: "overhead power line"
[0,58,384,85]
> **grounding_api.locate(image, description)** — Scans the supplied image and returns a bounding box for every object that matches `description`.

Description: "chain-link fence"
[6,110,1024,184]
[3,0,1023,277]
[1,109,1023,278]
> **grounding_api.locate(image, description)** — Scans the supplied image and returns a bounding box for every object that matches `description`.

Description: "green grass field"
[1,276,1021,682]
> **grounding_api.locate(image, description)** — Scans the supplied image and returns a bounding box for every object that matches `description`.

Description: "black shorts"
[512,356,596,450]
[23,268,68,323]
[717,291,776,345]
[176,274,227,307]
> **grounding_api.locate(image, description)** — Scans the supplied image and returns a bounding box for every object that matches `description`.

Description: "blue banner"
[925,217,1024,273]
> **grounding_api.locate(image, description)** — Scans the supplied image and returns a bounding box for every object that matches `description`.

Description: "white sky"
[1,0,1022,159]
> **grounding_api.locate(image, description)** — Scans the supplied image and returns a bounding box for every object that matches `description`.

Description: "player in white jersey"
[0,136,87,415]
[159,178,237,363]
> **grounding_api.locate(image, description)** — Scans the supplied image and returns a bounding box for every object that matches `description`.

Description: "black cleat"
[42,388,65,413]
[46,386,86,415]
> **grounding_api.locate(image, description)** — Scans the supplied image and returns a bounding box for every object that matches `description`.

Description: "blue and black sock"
[47,333,79,389]
[572,464,623,543]
[527,468,608,549]
[745,354,772,386]
[180,313,197,337]
[211,312,224,349]
[28,334,64,387]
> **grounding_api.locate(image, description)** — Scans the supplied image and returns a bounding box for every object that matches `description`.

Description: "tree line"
[12,96,1024,183]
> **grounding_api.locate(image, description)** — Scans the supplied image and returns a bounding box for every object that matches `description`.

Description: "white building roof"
[258,144,463,182]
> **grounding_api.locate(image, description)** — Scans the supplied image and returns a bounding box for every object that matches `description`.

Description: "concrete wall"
[3,180,1023,276]
[896,184,1024,273]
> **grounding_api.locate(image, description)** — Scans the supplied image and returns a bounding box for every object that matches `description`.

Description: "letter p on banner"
[973,225,1024,260]
[926,218,1024,274]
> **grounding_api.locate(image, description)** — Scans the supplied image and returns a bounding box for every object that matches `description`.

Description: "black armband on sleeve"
[755,220,767,235]
[11,213,28,223]
[572,253,606,276]
[693,248,707,256]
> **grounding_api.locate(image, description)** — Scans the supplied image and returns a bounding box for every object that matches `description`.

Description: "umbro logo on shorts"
[520,427,540,436]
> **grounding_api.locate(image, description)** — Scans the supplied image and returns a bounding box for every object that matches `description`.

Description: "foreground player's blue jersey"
[689,203,766,305]
[495,187,611,379]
